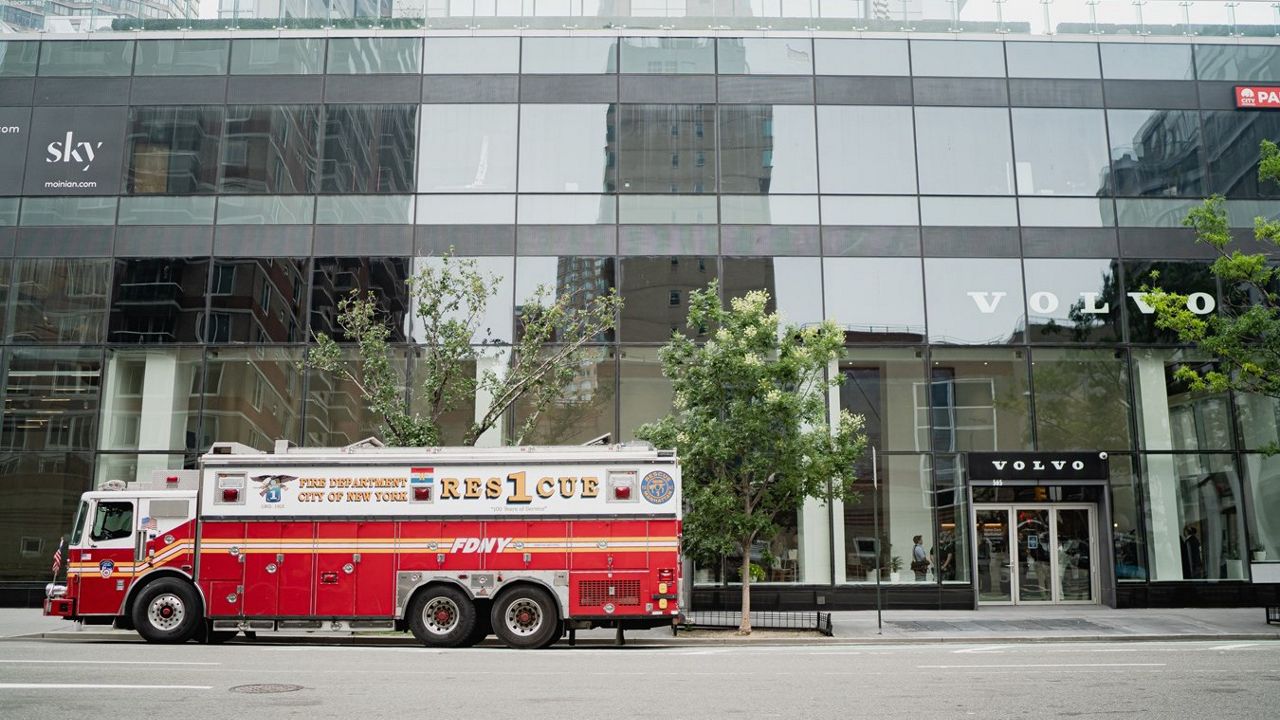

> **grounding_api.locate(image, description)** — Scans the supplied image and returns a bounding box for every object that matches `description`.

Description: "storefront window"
[840,348,927,452]
[1,348,102,452]
[841,454,934,584]
[321,105,417,194]
[934,454,971,584]
[1131,348,1234,452]
[928,347,1033,452]
[99,348,202,453]
[1031,348,1133,451]
[108,258,209,344]
[10,259,110,344]
[1242,454,1280,565]
[200,347,303,452]
[712,511,801,584]
[126,107,223,195]
[1140,453,1245,580]
[718,105,817,194]
[616,105,716,194]
[208,258,307,344]
[1110,455,1147,582]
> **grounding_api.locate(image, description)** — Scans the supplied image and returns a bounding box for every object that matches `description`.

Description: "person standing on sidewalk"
[911,535,931,581]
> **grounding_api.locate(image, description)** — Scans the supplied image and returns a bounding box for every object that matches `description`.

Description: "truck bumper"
[43,584,74,618]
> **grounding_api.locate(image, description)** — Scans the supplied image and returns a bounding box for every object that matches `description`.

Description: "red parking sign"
[1236,86,1280,108]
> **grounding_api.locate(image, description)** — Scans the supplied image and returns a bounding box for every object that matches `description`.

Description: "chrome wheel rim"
[422,597,460,635]
[503,598,544,637]
[147,593,185,631]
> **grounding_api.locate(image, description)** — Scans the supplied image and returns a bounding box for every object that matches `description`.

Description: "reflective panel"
[326,37,422,74]
[817,106,916,194]
[98,348,202,452]
[1140,453,1245,580]
[9,259,111,344]
[812,39,909,76]
[1100,43,1194,81]
[514,256,616,342]
[975,506,1013,601]
[517,196,615,225]
[316,196,414,225]
[208,258,307,344]
[407,255,512,345]
[416,195,515,225]
[229,39,324,75]
[915,107,1014,196]
[219,106,322,194]
[418,105,519,193]
[306,347,409,447]
[118,197,217,226]
[721,257,822,325]
[618,346,672,441]
[201,347,304,452]
[717,38,813,75]
[839,348,927,451]
[1018,198,1115,227]
[720,196,818,225]
[1107,110,1205,197]
[1131,348,1234,452]
[321,105,417,194]
[928,347,1033,452]
[0,453,93,581]
[521,37,617,74]
[0,198,16,226]
[134,40,230,76]
[1114,198,1204,227]
[1012,108,1110,196]
[1202,110,1280,199]
[0,41,39,77]
[518,105,615,193]
[616,104,716,194]
[924,258,1025,345]
[820,196,919,226]
[1123,260,1217,343]
[719,105,817,194]
[20,198,116,226]
[1031,348,1133,451]
[824,258,925,342]
[841,454,934,584]
[513,347,615,445]
[216,196,314,225]
[619,37,714,74]
[94,453,189,487]
[1242,454,1280,566]
[108,258,209,344]
[910,40,1005,77]
[38,40,134,77]
[1,348,101,452]
[1196,44,1280,83]
[920,197,1017,226]
[423,37,519,74]
[1005,42,1100,79]
[1109,456,1147,582]
[310,257,411,344]
[126,106,224,195]
[1021,258,1123,343]
[617,195,716,224]
[619,256,716,342]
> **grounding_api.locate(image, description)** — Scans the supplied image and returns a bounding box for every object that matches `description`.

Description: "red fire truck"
[44,440,682,649]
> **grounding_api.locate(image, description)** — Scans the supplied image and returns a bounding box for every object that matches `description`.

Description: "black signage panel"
[967,452,1109,484]
[0,107,30,195]
[23,106,127,196]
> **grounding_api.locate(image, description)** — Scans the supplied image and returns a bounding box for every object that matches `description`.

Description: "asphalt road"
[1,637,1277,719]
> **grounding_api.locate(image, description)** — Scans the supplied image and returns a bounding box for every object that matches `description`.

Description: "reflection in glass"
[10,259,110,344]
[1100,43,1194,81]
[513,347,615,445]
[1236,392,1280,452]
[0,453,93,582]
[616,105,716,194]
[717,38,812,75]
[719,196,818,225]
[1018,198,1115,227]
[839,348,926,452]
[408,351,477,446]
[517,196,616,225]
[910,40,1005,77]
[134,40,229,76]
[126,106,223,194]
[920,197,1017,226]
[1140,453,1245,580]
[618,347,673,441]
[824,258,925,342]
[975,507,1013,601]
[0,41,39,77]
[20,198,117,226]
[617,195,716,224]
[201,347,303,452]
[220,106,321,194]
[108,258,209,344]
[230,38,324,75]
[521,37,617,74]
[1005,42,1100,79]
[812,39,909,76]
[208,258,307,343]
[1021,258,1122,343]
[1,348,101,452]
[1202,110,1280,198]
[619,256,716,343]
[935,454,970,584]
[423,37,519,74]
[415,195,515,225]
[118,197,216,225]
[721,257,821,325]
[620,37,714,74]
[326,38,422,74]
[719,105,817,194]
[841,454,933,584]
[216,196,314,224]
[95,453,189,487]
[1012,108,1109,196]
[518,105,615,193]
[1132,348,1233,452]
[408,256,512,345]
[1031,348,1133,451]
[1114,198,1203,227]
[1016,508,1052,602]
[1106,110,1205,197]
[1056,508,1094,601]
[306,347,408,447]
[1123,260,1217,344]
[1242,455,1280,565]
[928,347,1033,452]
[316,196,413,225]
[924,258,1025,345]
[38,40,133,77]
[1196,44,1280,83]
[514,257,616,343]
[99,348,201,453]
[1109,455,1147,581]
[310,257,410,344]
[418,105,518,193]
[820,196,919,226]
[817,106,916,194]
[916,107,1014,195]
[321,105,417,193]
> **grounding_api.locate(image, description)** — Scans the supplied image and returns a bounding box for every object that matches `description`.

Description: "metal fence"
[683,610,832,636]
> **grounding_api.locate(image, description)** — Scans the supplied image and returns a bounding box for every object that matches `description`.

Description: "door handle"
[276,553,284,563]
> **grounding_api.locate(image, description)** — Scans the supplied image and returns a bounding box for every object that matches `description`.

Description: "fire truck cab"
[45,440,682,649]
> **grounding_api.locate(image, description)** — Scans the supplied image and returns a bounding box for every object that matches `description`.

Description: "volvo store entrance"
[967,453,1114,608]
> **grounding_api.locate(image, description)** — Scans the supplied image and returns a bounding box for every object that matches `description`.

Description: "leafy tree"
[1144,141,1280,449]
[306,252,622,446]
[636,281,866,633]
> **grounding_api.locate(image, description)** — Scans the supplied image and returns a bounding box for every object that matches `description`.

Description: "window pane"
[813,39,909,76]
[1107,110,1205,198]
[521,37,617,74]
[820,196,919,226]
[1140,454,1244,580]
[924,258,1024,345]
[1123,260,1217,343]
[1005,42,1100,79]
[306,347,409,447]
[719,196,818,225]
[934,454,970,584]
[134,40,229,76]
[99,348,202,452]
[220,106,321,194]
[517,196,615,225]
[1018,198,1115,227]
[920,197,1017,226]
[1196,44,1280,82]
[321,105,417,193]
[208,258,307,344]
[416,195,515,225]
[824,258,925,341]
[717,38,813,75]
[423,37,518,74]
[839,347,926,451]
[617,195,716,224]
[108,258,209,344]
[418,105,518,193]
[39,40,133,77]
[817,106,916,194]
[408,255,512,345]
[1100,44,1194,80]
[0,453,92,582]
[316,195,414,224]
[1114,198,1203,227]
[126,106,224,195]
[513,347,615,445]
[518,105,615,193]
[118,197,216,226]
[201,347,304,452]
[1108,455,1147,581]
[1242,454,1280,564]
[1236,392,1280,452]
[1022,258,1123,343]
[1031,348,1133,451]
[842,454,934,583]
[928,347,1032,452]
[95,453,189,487]
[514,256,615,342]
[230,39,324,75]
[0,197,17,226]
[1202,110,1280,199]
[311,257,411,343]
[326,37,422,74]
[618,346,673,441]
[1,348,101,452]
[619,256,716,342]
[617,104,716,194]
[0,259,8,339]
[721,257,822,325]
[216,196,314,225]
[915,107,1014,195]
[20,198,116,226]
[1131,348,1234,451]
[910,40,1004,77]
[10,259,110,344]
[1012,108,1109,196]
[719,105,817,194]
[407,352,477,446]
[620,37,714,74]
[0,41,39,77]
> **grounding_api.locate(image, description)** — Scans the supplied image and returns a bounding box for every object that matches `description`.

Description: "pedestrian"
[911,534,931,581]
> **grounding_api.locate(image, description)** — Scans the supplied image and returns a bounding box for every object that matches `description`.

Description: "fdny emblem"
[98,559,114,578]
[640,471,675,504]
[252,474,297,504]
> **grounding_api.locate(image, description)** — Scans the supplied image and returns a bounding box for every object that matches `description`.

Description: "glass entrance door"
[973,504,1097,605]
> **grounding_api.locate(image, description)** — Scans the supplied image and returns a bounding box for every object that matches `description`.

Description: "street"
[0,637,1276,719]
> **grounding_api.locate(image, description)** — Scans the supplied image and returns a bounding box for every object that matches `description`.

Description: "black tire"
[538,618,564,649]
[131,578,202,644]
[490,585,559,650]
[408,584,476,648]
[458,600,492,647]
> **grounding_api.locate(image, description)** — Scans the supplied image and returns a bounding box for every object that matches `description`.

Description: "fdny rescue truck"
[44,440,682,649]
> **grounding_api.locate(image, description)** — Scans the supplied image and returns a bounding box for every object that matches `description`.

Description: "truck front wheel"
[132,578,202,644]
[408,585,476,648]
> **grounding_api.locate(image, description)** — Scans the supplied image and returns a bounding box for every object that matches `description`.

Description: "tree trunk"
[739,546,752,635]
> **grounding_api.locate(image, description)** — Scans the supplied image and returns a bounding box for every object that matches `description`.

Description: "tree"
[305,252,622,447]
[636,281,866,633]
[1144,140,1280,451]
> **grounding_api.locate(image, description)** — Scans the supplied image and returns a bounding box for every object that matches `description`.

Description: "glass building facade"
[0,31,1278,610]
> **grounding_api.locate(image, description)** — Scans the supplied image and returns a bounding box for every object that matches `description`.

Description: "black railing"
[683,611,832,636]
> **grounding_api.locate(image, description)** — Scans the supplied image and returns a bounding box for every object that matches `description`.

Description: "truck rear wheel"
[491,585,558,650]
[132,578,201,644]
[408,585,475,648]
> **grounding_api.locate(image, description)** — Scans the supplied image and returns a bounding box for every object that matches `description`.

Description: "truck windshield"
[69,500,88,546]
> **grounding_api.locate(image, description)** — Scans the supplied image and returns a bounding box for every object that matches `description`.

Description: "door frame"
[971,503,1100,606]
